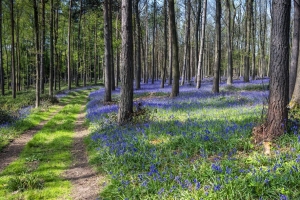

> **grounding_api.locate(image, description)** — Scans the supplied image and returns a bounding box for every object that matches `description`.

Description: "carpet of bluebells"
[86,78,300,200]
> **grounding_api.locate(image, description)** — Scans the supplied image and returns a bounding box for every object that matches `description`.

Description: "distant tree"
[0,0,4,96]
[196,0,207,89]
[225,0,233,85]
[264,0,290,139]
[168,0,179,97]
[118,0,133,125]
[33,0,40,107]
[135,0,141,89]
[49,0,54,97]
[11,0,16,99]
[104,0,112,101]
[212,0,221,93]
[289,0,300,99]
[67,0,72,90]
[160,0,167,88]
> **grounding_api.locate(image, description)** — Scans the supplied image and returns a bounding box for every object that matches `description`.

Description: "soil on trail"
[63,107,104,200]
[0,107,62,173]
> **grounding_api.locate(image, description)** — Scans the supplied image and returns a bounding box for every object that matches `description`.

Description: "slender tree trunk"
[161,0,168,88]
[104,0,112,101]
[264,0,290,140]
[226,0,233,85]
[168,15,172,85]
[40,0,45,94]
[251,0,256,80]
[144,2,148,84]
[33,0,40,107]
[196,0,207,89]
[135,0,141,89]
[169,0,179,97]
[67,0,72,90]
[244,0,253,82]
[49,0,54,97]
[181,0,190,86]
[76,0,82,87]
[152,0,156,84]
[0,0,3,96]
[11,0,16,99]
[109,1,115,91]
[212,0,221,93]
[195,0,201,84]
[289,0,300,99]
[94,21,97,85]
[118,0,133,125]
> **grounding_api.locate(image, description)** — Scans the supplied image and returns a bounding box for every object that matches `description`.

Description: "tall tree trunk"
[76,0,82,87]
[225,0,233,85]
[181,0,190,86]
[195,0,201,84]
[104,0,112,101]
[168,14,172,85]
[251,1,256,80]
[33,0,40,107]
[11,0,16,99]
[94,21,97,85]
[289,0,300,99]
[244,0,253,82]
[67,0,72,90]
[118,0,133,125]
[109,1,115,91]
[144,1,148,84]
[264,0,290,140]
[169,0,179,97]
[40,0,45,94]
[135,0,141,89]
[212,0,221,93]
[152,0,156,84]
[196,0,207,89]
[161,0,168,88]
[49,0,54,97]
[0,0,3,96]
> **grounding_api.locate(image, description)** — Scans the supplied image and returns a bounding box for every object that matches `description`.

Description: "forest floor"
[0,87,103,199]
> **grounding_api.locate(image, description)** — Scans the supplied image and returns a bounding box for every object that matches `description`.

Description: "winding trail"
[63,106,104,200]
[0,106,63,173]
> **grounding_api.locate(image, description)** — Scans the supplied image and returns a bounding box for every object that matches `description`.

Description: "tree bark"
[169,0,179,97]
[118,0,133,125]
[244,0,253,82]
[161,0,168,88]
[33,0,40,107]
[104,0,112,101]
[49,0,54,97]
[152,0,156,84]
[196,0,207,89]
[67,0,72,90]
[289,0,300,99]
[212,0,221,93]
[265,0,290,140]
[40,0,45,94]
[181,0,190,86]
[0,0,4,96]
[225,0,233,85]
[135,0,141,89]
[11,0,16,99]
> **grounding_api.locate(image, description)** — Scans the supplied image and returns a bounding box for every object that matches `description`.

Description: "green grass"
[0,89,95,200]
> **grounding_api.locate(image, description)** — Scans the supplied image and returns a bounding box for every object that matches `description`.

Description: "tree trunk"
[152,0,156,84]
[67,0,72,90]
[104,0,112,101]
[135,0,141,89]
[169,0,179,97]
[40,0,45,94]
[109,1,115,91]
[181,0,190,86]
[0,0,4,96]
[33,0,40,107]
[49,0,54,97]
[289,0,300,99]
[76,0,82,87]
[196,0,207,89]
[225,0,233,85]
[244,0,253,82]
[265,0,290,140]
[212,0,221,93]
[11,0,16,99]
[118,0,134,125]
[161,0,168,88]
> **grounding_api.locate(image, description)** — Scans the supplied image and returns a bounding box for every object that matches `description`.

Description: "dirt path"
[0,106,63,173]
[63,107,104,200]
